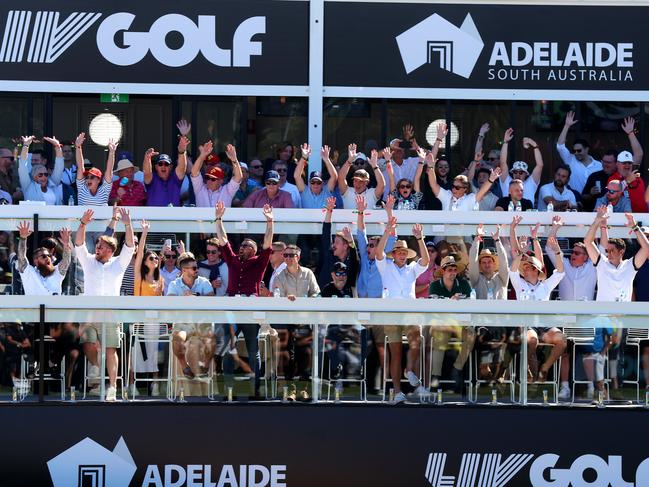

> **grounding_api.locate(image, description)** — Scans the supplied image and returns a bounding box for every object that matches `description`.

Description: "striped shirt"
[77,178,111,206]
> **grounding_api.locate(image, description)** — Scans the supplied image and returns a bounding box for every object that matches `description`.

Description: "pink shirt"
[242,188,294,208]
[415,266,437,299]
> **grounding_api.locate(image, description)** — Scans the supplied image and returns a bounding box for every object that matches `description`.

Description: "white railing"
[0,205,645,237]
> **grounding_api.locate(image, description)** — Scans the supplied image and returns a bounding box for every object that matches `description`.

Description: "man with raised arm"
[337,144,385,209]
[191,141,242,207]
[74,207,135,401]
[556,111,602,193]
[143,131,189,207]
[213,200,274,398]
[16,221,71,295]
[317,196,359,288]
[294,144,337,209]
[584,206,649,302]
[375,216,429,404]
[498,129,543,204]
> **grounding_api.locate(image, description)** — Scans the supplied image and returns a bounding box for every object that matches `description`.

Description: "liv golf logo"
[425,452,649,486]
[396,12,635,83]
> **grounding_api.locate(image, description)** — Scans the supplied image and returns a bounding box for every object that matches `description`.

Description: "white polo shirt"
[341,186,378,209]
[437,187,477,211]
[74,243,135,296]
[20,265,64,295]
[595,255,637,302]
[375,257,427,299]
[509,269,565,301]
[537,183,577,211]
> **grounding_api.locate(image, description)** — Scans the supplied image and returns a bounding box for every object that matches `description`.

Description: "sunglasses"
[310,180,323,185]
[35,253,51,259]
[452,185,466,191]
[265,181,278,186]
[275,168,287,173]
[367,243,376,248]
[512,170,526,174]
[156,162,171,167]
[164,254,177,259]
[607,189,620,194]
[334,271,347,277]
[250,165,263,169]
[206,250,218,255]
[487,157,498,162]
[183,265,198,271]
[35,173,48,178]
[572,251,587,256]
[573,148,583,154]
[148,255,159,261]
[398,184,412,190]
[283,253,298,258]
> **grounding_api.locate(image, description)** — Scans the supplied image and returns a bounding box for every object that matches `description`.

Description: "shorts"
[383,325,422,343]
[172,323,214,337]
[80,323,121,348]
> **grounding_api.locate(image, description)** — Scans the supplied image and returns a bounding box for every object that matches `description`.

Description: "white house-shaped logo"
[396,13,484,79]
[47,436,136,487]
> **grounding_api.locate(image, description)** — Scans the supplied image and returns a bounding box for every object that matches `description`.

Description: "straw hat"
[434,255,466,278]
[478,248,499,268]
[518,255,546,280]
[387,240,417,259]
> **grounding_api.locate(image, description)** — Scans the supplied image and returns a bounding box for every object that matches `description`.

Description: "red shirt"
[219,242,272,296]
[110,180,147,206]
[608,172,647,213]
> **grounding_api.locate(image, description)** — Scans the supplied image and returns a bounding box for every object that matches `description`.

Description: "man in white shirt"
[537,165,577,211]
[380,129,420,199]
[74,207,135,401]
[498,129,543,203]
[338,144,385,209]
[375,216,429,404]
[16,221,71,295]
[584,206,649,302]
[556,111,602,193]
[190,141,242,207]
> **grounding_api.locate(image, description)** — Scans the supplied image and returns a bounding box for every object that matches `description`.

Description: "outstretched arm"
[294,145,308,193]
[175,136,189,180]
[557,110,577,148]
[104,139,117,184]
[475,122,489,156]
[75,209,94,247]
[16,221,32,272]
[500,128,513,183]
[546,236,565,273]
[74,133,86,181]
[119,208,135,248]
[191,141,212,177]
[262,204,274,250]
[142,148,158,185]
[370,149,385,199]
[524,137,544,185]
[413,224,428,267]
[475,167,501,202]
[214,201,228,245]
[337,143,356,195]
[133,220,150,288]
[626,212,649,268]
[356,194,367,232]
[584,206,607,263]
[321,145,338,193]
[376,216,397,261]
[622,117,644,165]
[226,143,243,183]
[57,228,72,277]
[530,222,543,264]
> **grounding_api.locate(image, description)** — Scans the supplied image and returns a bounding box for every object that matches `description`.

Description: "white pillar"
[307,0,324,173]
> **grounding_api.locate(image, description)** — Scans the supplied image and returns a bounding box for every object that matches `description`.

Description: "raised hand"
[503,128,514,143]
[43,136,61,147]
[425,151,435,167]
[511,214,523,228]
[59,227,72,247]
[382,147,392,163]
[622,116,636,135]
[21,135,36,146]
[546,236,560,253]
[215,201,226,219]
[225,143,238,162]
[144,148,159,161]
[355,194,367,213]
[479,122,490,137]
[140,219,150,231]
[403,123,414,141]
[530,222,540,239]
[177,240,186,255]
[386,216,398,233]
[178,135,190,153]
[490,167,502,180]
[386,160,393,175]
[564,110,578,128]
[300,143,312,160]
[325,196,336,212]
[80,209,94,225]
[412,223,424,239]
[596,205,609,221]
[492,224,501,240]
[321,145,330,160]
[385,193,395,212]
[436,122,448,140]
[551,215,563,229]
[522,137,537,149]
[370,149,379,167]
[347,143,357,162]
[476,223,486,240]
[199,141,213,157]
[107,138,118,153]
[17,221,32,239]
[624,212,637,228]
[176,119,191,136]
[417,147,427,161]
[341,226,353,243]
[75,133,86,147]
[118,207,131,225]
[262,204,274,221]
[474,150,484,163]
[111,204,120,221]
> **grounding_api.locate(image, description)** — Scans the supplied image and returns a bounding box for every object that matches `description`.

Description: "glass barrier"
[0,296,647,408]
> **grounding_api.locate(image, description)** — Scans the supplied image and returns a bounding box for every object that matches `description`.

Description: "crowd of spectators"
[1,112,649,404]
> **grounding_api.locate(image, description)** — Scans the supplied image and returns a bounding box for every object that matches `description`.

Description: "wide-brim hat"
[387,240,417,260]
[434,255,466,278]
[518,255,546,280]
[478,248,499,268]
[114,159,135,173]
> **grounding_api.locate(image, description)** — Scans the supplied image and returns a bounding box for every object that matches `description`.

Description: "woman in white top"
[510,231,566,385]
[74,132,115,206]
[18,135,64,205]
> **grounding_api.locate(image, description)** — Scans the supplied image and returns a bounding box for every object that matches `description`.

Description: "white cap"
[617,150,633,163]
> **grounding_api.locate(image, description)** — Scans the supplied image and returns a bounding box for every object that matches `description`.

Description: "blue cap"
[117,150,133,163]
[309,171,323,182]
[155,154,172,165]
[264,170,280,182]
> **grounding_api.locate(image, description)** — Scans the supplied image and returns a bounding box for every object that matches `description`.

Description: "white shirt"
[280,181,301,208]
[437,187,478,211]
[342,186,378,209]
[499,175,539,204]
[537,183,577,211]
[380,156,419,199]
[190,174,240,207]
[546,248,596,300]
[595,255,637,302]
[161,266,181,295]
[74,243,135,296]
[20,265,64,295]
[556,143,602,193]
[509,269,565,301]
[269,262,287,291]
[375,257,427,299]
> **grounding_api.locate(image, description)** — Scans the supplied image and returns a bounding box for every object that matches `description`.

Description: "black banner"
[325,3,647,93]
[4,403,649,486]
[0,1,308,89]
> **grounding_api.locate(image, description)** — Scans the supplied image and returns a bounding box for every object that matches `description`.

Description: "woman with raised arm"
[75,133,116,206]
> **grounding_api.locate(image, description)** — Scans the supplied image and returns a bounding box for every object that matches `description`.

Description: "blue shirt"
[300,185,333,209]
[166,276,214,296]
[594,195,631,213]
[356,229,396,298]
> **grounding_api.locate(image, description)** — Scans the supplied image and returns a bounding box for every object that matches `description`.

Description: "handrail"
[0,205,644,237]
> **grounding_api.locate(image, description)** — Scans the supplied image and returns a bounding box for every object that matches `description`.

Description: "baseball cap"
[353,169,370,181]
[510,161,529,175]
[264,170,280,182]
[353,152,368,163]
[206,153,220,164]
[155,154,172,165]
[206,167,225,180]
[309,171,323,182]
[84,167,102,179]
[239,162,248,171]
[617,150,633,163]
[331,261,348,273]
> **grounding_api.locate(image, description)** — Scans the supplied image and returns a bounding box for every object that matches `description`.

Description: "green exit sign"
[100,93,129,103]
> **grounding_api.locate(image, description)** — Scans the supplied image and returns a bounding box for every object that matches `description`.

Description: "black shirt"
[321,282,353,298]
[495,196,534,211]
[581,170,611,212]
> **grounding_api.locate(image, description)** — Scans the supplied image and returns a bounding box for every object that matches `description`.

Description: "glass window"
[254,96,307,164]
[195,98,244,161]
